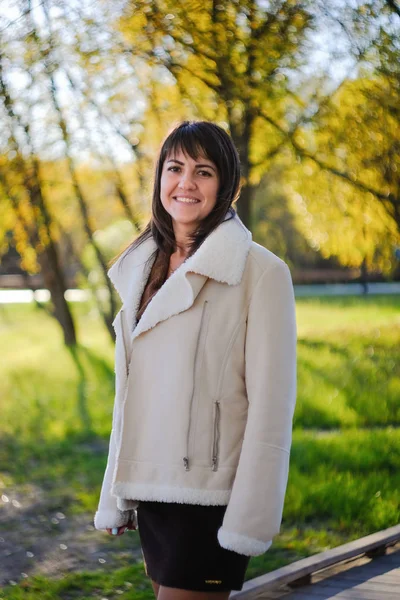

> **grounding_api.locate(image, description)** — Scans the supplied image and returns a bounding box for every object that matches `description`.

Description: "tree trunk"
[230,118,254,230]
[360,257,369,295]
[237,183,253,230]
[38,248,77,346]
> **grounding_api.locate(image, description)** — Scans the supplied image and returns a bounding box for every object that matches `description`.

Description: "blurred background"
[0,1,399,598]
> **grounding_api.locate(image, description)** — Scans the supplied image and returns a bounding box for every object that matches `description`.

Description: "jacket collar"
[108,212,252,341]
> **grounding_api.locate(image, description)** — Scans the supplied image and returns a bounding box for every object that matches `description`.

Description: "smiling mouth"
[173,197,201,204]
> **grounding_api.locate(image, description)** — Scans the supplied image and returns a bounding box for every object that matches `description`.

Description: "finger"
[107,527,123,536]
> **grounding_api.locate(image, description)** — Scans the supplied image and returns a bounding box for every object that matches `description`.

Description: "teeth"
[175,197,200,204]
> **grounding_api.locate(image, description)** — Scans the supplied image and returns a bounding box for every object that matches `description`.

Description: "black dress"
[134,263,251,592]
[136,500,251,592]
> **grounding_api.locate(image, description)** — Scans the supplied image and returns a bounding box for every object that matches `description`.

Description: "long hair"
[112,120,242,285]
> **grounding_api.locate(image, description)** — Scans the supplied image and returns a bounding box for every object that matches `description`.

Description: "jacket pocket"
[211,400,220,471]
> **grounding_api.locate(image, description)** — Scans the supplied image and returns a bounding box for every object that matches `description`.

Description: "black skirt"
[136,500,251,592]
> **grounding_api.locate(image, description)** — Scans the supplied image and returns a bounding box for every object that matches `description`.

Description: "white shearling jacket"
[94,212,297,557]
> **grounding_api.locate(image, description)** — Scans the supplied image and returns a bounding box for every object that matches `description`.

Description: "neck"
[172,221,196,258]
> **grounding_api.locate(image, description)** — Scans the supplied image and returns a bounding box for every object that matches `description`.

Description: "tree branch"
[257,108,398,208]
[386,0,400,17]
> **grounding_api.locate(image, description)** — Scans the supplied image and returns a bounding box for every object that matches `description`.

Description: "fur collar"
[108,212,252,341]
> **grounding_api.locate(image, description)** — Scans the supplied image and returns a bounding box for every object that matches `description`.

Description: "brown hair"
[113,120,242,291]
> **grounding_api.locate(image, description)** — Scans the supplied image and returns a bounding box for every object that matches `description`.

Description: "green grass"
[0,295,399,598]
[0,564,153,600]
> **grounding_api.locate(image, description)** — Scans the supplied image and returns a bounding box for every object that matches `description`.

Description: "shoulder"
[247,241,290,278]
[244,243,295,314]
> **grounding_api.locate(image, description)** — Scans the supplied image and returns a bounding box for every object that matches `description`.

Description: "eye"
[167,166,180,172]
[199,170,213,177]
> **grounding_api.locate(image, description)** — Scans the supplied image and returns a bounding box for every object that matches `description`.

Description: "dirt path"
[0,483,143,587]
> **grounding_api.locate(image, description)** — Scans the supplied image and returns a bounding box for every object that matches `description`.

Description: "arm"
[94,310,137,531]
[217,261,297,556]
[94,408,136,530]
[94,421,136,531]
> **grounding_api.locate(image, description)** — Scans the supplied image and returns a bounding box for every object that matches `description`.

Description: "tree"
[0,0,148,342]
[0,57,77,345]
[116,0,314,228]
[282,2,400,275]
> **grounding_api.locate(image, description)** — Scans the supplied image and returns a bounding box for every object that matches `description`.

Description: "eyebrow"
[166,159,216,172]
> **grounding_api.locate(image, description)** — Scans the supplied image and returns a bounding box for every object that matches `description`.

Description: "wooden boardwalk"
[279,541,400,599]
[231,525,400,600]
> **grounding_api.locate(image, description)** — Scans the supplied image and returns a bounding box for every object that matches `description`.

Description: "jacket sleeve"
[217,261,297,556]
[93,421,137,531]
[94,311,137,531]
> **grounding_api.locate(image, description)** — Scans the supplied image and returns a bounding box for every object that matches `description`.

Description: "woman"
[94,120,297,600]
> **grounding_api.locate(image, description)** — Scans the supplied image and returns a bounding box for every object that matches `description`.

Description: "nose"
[177,171,197,190]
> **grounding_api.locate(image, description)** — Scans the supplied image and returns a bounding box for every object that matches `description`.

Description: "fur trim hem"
[217,528,273,556]
[117,497,139,511]
[112,481,231,505]
[93,508,134,531]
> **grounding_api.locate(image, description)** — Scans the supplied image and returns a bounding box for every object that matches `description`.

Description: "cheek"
[159,181,171,209]
[207,180,219,202]
[160,174,171,197]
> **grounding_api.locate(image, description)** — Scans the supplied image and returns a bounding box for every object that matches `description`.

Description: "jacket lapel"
[108,234,156,338]
[108,212,252,341]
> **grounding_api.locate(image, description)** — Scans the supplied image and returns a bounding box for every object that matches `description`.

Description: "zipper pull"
[183,457,190,471]
[211,456,218,472]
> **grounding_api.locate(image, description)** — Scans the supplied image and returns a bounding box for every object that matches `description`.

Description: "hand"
[106,517,137,536]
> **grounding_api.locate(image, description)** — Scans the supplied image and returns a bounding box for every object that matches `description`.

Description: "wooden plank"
[285,591,400,600]
[313,550,400,582]
[327,569,400,584]
[316,579,400,592]
[273,550,400,600]
[378,554,400,565]
[336,574,400,584]
[334,562,400,578]
[231,525,400,599]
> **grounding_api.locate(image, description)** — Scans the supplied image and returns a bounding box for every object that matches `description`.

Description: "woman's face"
[160,148,220,229]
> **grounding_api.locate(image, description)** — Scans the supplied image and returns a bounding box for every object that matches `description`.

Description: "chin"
[172,216,200,226]
[169,208,201,220]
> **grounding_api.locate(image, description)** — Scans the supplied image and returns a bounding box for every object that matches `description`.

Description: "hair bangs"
[162,123,215,166]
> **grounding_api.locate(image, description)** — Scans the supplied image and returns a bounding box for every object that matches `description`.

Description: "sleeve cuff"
[94,508,136,531]
[217,527,273,556]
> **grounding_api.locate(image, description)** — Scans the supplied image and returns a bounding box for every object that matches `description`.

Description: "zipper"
[211,401,220,471]
[120,309,130,377]
[113,310,132,455]
[183,300,209,471]
[114,368,130,459]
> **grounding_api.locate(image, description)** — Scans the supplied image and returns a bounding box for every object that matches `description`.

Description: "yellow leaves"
[1,204,16,231]
[13,222,28,251]
[12,218,39,274]
[38,224,50,247]
[20,246,39,274]
[292,12,306,28]
[119,9,148,33]
[49,221,61,243]
[287,164,399,274]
